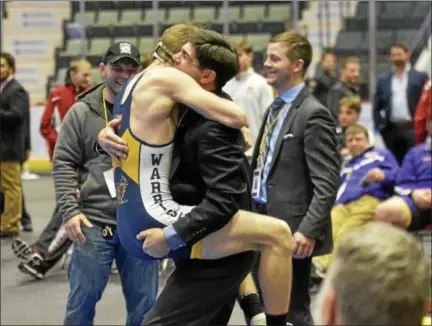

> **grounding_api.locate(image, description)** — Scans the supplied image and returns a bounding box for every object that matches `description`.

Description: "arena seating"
[329,1,431,98]
[48,0,306,94]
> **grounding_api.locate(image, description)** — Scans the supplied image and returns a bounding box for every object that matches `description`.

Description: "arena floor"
[1,176,319,325]
[2,176,430,325]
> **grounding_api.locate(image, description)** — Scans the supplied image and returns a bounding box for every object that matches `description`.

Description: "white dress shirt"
[223,68,274,157]
[390,64,411,122]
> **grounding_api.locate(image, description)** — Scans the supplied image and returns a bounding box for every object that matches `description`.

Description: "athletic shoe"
[18,253,46,280]
[11,238,33,261]
[250,312,266,325]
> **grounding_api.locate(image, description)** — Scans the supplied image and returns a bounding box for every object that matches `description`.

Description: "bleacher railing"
[410,8,432,64]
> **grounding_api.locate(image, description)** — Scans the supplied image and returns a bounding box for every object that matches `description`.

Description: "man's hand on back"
[98,117,129,159]
[241,127,253,152]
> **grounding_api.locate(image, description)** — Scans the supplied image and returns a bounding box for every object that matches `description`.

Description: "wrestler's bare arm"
[150,67,248,129]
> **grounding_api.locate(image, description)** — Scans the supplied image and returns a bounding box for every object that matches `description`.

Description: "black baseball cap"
[103,42,141,65]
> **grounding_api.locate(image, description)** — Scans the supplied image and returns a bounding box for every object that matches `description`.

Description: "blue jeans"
[64,222,158,326]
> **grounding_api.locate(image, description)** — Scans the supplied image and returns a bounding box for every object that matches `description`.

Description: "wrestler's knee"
[374,201,396,224]
[266,218,293,254]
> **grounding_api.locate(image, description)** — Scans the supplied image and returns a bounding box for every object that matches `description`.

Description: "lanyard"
[102,88,109,125]
[257,103,290,162]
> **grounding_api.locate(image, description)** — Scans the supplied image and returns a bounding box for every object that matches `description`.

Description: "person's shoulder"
[9,78,27,93]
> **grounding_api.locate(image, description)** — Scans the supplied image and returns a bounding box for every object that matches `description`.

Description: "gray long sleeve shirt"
[52,83,117,225]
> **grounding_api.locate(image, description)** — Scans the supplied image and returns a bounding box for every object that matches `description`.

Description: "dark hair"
[391,42,410,53]
[0,52,16,73]
[190,29,239,90]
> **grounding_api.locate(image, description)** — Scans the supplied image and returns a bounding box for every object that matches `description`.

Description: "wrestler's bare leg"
[201,211,293,316]
[239,273,258,297]
[374,197,411,228]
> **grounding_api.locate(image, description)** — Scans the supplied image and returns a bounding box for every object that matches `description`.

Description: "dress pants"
[0,161,22,233]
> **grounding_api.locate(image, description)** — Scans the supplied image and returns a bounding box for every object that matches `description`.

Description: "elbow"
[233,111,248,129]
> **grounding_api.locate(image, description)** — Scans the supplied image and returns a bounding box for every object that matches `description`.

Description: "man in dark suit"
[251,32,340,326]
[0,52,30,238]
[326,56,361,122]
[373,42,429,164]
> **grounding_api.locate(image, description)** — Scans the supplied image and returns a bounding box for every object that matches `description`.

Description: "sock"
[266,313,287,326]
[238,293,265,322]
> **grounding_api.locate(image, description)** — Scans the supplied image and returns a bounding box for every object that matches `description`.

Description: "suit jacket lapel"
[268,87,309,174]
[268,105,298,173]
[251,107,271,170]
[169,108,190,180]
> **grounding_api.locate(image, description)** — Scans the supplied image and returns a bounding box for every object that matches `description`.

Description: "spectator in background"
[313,124,399,278]
[326,56,360,122]
[53,42,157,326]
[373,42,429,164]
[223,40,274,158]
[336,96,362,157]
[414,78,431,144]
[12,58,93,277]
[314,222,430,326]
[0,52,29,238]
[374,118,431,231]
[312,51,338,106]
[40,59,92,160]
[140,52,153,71]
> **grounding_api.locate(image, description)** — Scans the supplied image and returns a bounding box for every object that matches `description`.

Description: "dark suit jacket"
[326,80,359,123]
[168,92,256,275]
[251,86,340,256]
[0,78,30,162]
[169,103,252,246]
[373,68,428,131]
[312,65,338,106]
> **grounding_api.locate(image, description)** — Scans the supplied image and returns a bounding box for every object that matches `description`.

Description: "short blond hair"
[339,96,361,113]
[346,123,369,140]
[155,23,203,64]
[233,39,253,54]
[270,31,312,75]
[328,223,430,325]
[341,56,360,69]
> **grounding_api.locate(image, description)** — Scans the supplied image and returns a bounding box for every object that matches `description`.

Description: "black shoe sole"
[18,262,44,280]
[11,239,33,261]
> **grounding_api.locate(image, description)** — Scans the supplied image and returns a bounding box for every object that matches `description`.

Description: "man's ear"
[98,63,106,77]
[199,68,216,86]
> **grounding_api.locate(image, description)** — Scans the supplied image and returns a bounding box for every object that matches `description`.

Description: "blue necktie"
[258,97,285,169]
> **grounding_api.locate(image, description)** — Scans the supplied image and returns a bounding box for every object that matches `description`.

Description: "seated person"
[336,96,361,157]
[315,222,431,326]
[374,120,432,230]
[313,124,399,276]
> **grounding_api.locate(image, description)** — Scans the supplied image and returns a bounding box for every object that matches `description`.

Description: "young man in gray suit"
[251,31,340,326]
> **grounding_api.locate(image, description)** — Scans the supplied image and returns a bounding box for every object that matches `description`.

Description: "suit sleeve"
[171,121,247,246]
[326,87,342,121]
[40,90,59,145]
[0,86,29,125]
[373,77,385,131]
[297,107,340,240]
[52,103,85,223]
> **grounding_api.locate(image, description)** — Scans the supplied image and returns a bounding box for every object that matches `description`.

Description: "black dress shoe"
[0,230,19,239]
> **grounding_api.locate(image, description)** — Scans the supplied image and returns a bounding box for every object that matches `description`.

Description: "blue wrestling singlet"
[113,74,202,261]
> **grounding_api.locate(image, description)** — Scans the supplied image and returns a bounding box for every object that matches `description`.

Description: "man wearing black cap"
[48,42,159,326]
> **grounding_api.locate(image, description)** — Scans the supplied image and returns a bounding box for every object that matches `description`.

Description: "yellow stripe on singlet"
[119,129,140,184]
[190,240,203,259]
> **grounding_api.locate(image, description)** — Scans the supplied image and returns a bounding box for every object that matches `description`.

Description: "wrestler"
[100,26,293,325]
